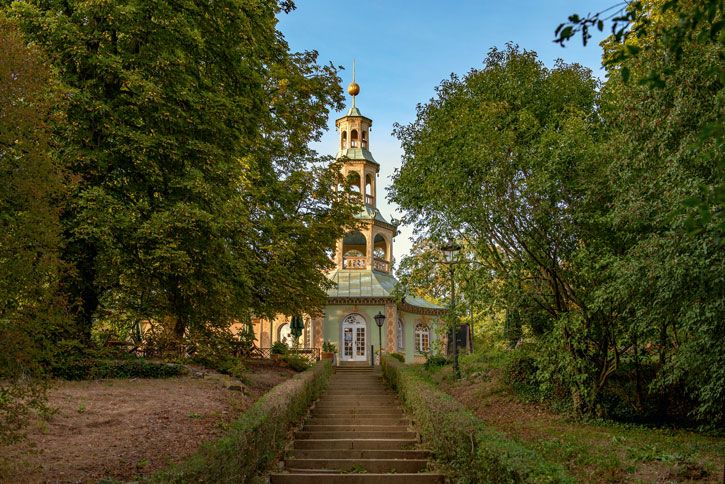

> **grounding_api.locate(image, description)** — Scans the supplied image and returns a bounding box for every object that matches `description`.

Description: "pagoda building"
[253,68,446,364]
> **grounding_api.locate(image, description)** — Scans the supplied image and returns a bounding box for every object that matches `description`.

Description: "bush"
[154,360,331,483]
[271,341,288,355]
[423,354,449,370]
[388,352,405,362]
[51,358,186,380]
[381,356,573,483]
[322,340,336,353]
[282,354,310,372]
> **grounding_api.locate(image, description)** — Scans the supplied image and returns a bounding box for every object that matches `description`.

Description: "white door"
[341,314,367,362]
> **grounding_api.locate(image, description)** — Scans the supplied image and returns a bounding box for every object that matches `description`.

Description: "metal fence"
[248,347,320,363]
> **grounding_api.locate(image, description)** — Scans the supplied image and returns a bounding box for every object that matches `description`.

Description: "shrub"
[388,352,405,362]
[51,358,186,380]
[381,355,573,483]
[215,358,247,380]
[154,361,331,483]
[282,354,310,372]
[423,354,448,370]
[271,341,288,355]
[322,340,336,353]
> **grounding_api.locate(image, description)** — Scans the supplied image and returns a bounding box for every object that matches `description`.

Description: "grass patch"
[437,348,725,482]
[152,360,331,483]
[381,355,573,483]
[51,358,186,380]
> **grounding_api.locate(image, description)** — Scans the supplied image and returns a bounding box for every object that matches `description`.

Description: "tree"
[6,0,353,342]
[391,45,615,414]
[557,0,724,424]
[555,0,724,240]
[0,15,68,443]
[593,7,724,424]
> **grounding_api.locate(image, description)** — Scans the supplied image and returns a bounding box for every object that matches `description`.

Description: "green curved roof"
[354,205,393,226]
[336,147,377,164]
[326,269,445,312]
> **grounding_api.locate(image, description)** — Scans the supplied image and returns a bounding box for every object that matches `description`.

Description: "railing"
[248,347,321,363]
[373,258,390,273]
[290,347,321,363]
[365,194,374,206]
[343,256,366,269]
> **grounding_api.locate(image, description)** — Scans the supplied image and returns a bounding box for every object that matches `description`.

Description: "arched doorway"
[278,323,293,347]
[341,313,367,362]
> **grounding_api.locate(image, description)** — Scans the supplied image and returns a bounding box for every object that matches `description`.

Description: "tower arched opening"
[342,231,367,269]
[350,129,359,148]
[361,130,368,149]
[365,174,374,205]
[373,233,390,272]
[346,170,362,199]
[341,130,347,149]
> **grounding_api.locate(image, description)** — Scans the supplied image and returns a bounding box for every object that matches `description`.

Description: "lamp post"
[374,311,386,365]
[441,241,462,379]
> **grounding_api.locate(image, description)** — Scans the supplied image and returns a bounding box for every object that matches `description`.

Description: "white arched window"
[415,323,430,353]
[397,319,404,350]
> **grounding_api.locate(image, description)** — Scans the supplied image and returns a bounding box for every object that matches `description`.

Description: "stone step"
[302,424,410,432]
[327,382,386,386]
[287,449,431,460]
[284,458,429,473]
[305,417,410,426]
[294,430,417,440]
[318,392,395,397]
[310,411,406,418]
[315,399,399,406]
[270,473,444,483]
[313,404,403,411]
[292,439,418,450]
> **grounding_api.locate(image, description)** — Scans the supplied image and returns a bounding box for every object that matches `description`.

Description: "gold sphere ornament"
[347,82,360,96]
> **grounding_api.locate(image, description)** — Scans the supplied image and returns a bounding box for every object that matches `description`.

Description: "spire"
[347,60,360,109]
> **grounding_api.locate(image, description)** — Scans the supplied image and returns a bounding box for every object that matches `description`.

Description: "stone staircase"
[269,366,443,483]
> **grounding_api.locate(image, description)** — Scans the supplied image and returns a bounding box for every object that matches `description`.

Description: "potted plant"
[321,340,336,361]
[271,341,288,360]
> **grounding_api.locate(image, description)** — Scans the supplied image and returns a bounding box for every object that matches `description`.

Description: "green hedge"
[381,356,573,483]
[152,360,331,483]
[51,358,186,380]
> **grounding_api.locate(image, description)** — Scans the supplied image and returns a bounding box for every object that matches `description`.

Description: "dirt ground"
[0,361,294,483]
[437,367,725,483]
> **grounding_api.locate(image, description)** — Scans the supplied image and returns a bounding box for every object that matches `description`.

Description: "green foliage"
[154,361,331,483]
[271,341,288,355]
[5,0,354,342]
[423,354,449,371]
[391,33,724,425]
[0,15,69,445]
[50,358,185,380]
[388,352,406,363]
[322,340,337,353]
[281,354,310,372]
[381,356,573,483]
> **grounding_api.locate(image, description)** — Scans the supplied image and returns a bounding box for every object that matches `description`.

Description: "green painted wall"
[322,304,440,363]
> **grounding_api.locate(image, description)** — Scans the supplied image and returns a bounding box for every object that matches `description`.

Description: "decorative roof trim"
[327,297,447,316]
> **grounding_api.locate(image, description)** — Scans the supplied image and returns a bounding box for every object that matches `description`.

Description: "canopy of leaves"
[5,0,354,340]
[0,15,68,443]
[391,33,724,425]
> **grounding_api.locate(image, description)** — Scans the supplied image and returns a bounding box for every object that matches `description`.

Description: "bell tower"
[333,63,397,274]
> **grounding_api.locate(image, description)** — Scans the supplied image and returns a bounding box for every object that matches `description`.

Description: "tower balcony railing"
[373,258,390,273]
[343,256,366,269]
[365,194,374,206]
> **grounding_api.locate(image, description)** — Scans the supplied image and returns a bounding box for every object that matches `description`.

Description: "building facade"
[253,72,445,363]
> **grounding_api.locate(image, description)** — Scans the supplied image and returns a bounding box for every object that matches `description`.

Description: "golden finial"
[347,60,360,104]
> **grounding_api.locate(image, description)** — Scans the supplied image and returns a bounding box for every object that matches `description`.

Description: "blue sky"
[277,0,613,263]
